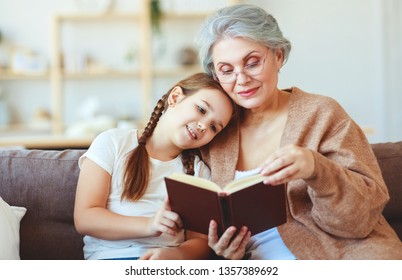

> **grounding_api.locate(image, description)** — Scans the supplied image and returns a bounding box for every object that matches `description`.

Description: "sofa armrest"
[0,149,86,260]
[371,141,402,240]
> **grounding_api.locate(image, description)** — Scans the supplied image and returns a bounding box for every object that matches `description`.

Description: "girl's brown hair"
[121,72,234,201]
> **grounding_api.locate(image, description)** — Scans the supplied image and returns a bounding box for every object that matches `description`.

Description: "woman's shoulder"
[288,87,342,107]
[284,87,355,137]
[287,87,347,116]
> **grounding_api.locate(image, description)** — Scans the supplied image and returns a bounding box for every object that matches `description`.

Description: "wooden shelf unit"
[50,8,150,134]
[0,0,239,148]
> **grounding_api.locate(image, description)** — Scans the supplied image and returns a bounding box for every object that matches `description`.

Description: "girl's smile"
[186,124,199,140]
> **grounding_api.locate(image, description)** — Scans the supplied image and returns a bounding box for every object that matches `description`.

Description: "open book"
[164,173,287,236]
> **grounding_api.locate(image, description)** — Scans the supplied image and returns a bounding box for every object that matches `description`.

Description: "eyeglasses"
[212,52,268,84]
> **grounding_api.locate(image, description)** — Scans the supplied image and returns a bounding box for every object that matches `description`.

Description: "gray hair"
[195,4,291,75]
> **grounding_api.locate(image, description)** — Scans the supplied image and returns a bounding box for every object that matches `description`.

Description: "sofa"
[0,142,401,260]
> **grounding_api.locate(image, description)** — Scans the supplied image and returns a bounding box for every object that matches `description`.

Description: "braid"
[181,149,201,175]
[121,93,168,201]
[139,93,168,143]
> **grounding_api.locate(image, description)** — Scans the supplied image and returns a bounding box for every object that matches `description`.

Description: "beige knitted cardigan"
[201,87,402,259]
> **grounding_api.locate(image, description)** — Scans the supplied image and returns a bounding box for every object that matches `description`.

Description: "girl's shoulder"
[88,128,139,158]
[94,128,139,145]
[82,128,139,173]
[98,127,138,138]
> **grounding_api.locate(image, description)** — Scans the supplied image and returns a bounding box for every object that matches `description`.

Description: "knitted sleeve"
[304,116,389,238]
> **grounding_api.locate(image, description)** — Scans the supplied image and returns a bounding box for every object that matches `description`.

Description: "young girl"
[73,73,234,260]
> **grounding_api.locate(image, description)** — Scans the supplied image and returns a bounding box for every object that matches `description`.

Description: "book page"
[224,173,265,193]
[167,173,221,192]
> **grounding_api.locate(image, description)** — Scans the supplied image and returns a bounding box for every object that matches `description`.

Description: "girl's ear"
[168,86,185,107]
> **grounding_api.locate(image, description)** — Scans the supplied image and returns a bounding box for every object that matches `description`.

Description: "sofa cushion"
[0,197,27,259]
[371,141,402,239]
[0,149,86,260]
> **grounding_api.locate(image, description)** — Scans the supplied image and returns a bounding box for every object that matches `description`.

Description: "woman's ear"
[274,49,284,71]
[167,86,185,107]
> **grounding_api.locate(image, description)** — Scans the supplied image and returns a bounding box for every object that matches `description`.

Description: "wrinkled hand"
[140,247,182,260]
[147,199,183,237]
[208,220,251,260]
[259,144,315,185]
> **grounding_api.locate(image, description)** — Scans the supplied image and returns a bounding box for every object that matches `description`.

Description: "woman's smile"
[237,87,259,98]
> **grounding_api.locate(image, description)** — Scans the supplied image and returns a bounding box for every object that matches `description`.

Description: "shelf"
[55,13,141,22]
[0,71,50,80]
[0,123,116,149]
[161,12,212,20]
[0,124,93,149]
[61,70,141,79]
[153,65,203,77]
[0,134,94,149]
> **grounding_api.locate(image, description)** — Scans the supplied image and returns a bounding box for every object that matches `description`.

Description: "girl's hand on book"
[147,199,183,237]
[259,144,315,185]
[208,220,251,260]
[140,247,182,260]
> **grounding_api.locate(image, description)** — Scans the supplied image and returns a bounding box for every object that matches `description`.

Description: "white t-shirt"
[78,128,211,260]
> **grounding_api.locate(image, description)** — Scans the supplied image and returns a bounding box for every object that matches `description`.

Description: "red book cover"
[165,174,286,236]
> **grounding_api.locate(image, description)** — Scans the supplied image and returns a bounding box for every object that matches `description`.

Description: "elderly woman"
[195,4,402,259]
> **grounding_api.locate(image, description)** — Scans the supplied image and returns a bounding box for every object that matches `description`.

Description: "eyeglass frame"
[210,51,269,84]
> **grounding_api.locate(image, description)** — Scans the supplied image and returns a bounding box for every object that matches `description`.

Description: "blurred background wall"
[0,0,401,144]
